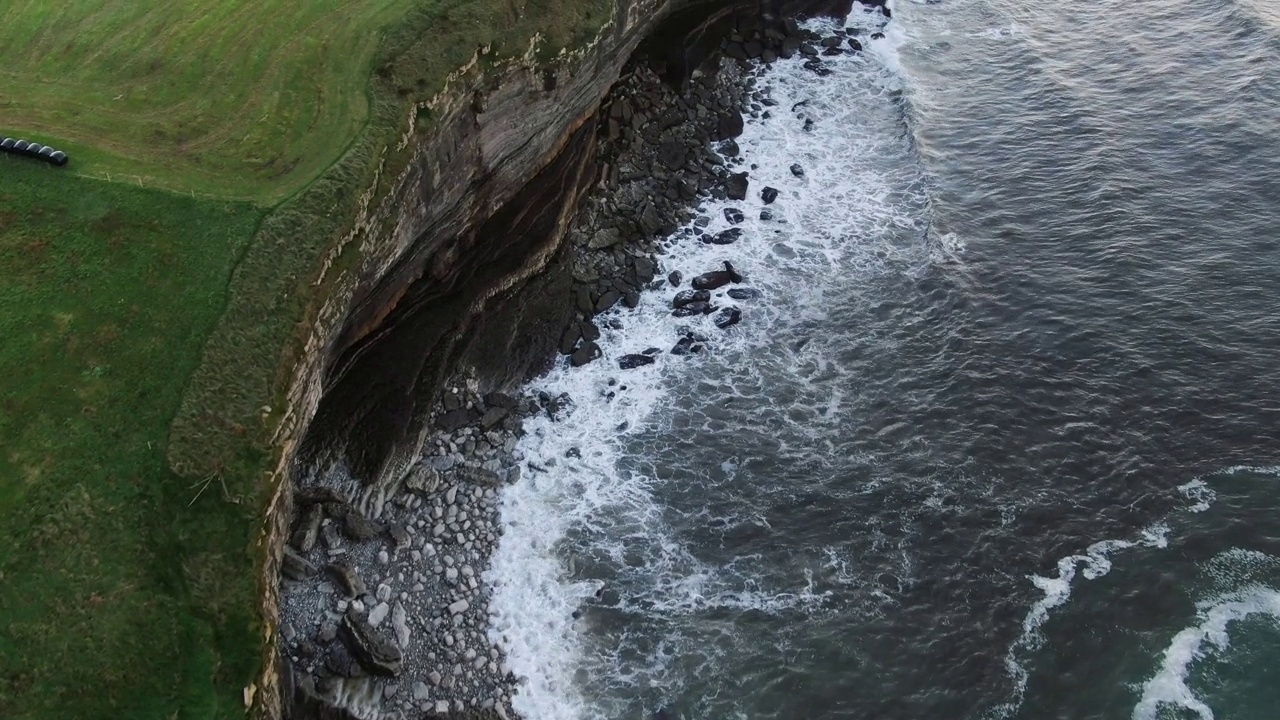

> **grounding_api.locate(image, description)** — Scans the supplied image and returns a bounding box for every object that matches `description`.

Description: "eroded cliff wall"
[257,0,852,716]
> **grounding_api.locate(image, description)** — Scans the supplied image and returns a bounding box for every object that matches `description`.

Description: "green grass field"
[0,0,422,202]
[0,159,263,719]
[0,0,612,717]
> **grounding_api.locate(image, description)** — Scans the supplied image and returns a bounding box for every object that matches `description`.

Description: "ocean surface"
[486,1,1280,718]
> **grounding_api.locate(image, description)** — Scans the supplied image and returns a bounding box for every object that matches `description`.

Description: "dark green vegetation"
[0,159,262,719]
[0,0,613,716]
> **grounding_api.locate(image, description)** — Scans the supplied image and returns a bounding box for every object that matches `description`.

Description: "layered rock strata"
[271,1,875,717]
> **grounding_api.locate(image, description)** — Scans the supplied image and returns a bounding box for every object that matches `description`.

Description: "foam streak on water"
[486,12,924,719]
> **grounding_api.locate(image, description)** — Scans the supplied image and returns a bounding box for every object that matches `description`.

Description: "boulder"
[668,270,683,287]
[714,108,745,140]
[595,289,622,313]
[290,504,323,553]
[282,548,317,581]
[708,228,743,245]
[790,163,805,178]
[714,307,743,329]
[723,208,746,224]
[671,301,715,317]
[480,406,509,430]
[571,341,601,367]
[618,354,656,370]
[727,287,762,300]
[341,613,403,677]
[670,336,704,356]
[673,289,711,308]
[404,465,441,497]
[435,408,472,432]
[761,187,779,204]
[725,172,749,201]
[328,561,367,598]
[691,261,744,291]
[342,509,382,542]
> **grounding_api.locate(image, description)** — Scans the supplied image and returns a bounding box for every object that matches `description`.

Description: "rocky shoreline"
[277,5,889,718]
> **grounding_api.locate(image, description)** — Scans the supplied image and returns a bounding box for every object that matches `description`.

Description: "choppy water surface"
[488,1,1280,718]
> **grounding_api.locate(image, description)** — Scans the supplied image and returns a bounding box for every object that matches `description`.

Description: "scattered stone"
[291,504,323,553]
[571,341,602,367]
[761,186,779,204]
[790,163,805,177]
[368,601,390,628]
[480,406,509,429]
[435,408,472,432]
[727,287,762,300]
[723,207,745,224]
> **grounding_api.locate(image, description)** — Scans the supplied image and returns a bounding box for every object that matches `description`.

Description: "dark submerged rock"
[723,207,745,224]
[714,307,743,329]
[673,289,712,307]
[618,354,657,369]
[692,261,744,291]
[709,228,743,245]
[671,301,715,317]
[727,287,762,300]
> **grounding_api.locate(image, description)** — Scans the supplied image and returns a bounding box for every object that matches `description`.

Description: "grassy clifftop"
[0,0,612,717]
[1,0,422,201]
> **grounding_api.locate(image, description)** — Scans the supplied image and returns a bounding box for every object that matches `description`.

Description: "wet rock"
[570,341,601,367]
[760,210,774,221]
[821,35,843,49]
[485,391,518,410]
[790,163,805,178]
[707,228,743,245]
[848,38,864,52]
[714,108,745,140]
[725,172,749,201]
[714,307,743,329]
[668,270,683,287]
[633,256,656,283]
[623,290,641,308]
[761,186,778,204]
[799,42,819,57]
[618,354,657,370]
[727,287,762,300]
[723,207,745,224]
[803,59,832,76]
[671,301,715,317]
[871,31,886,40]
[595,289,622,313]
[341,613,402,677]
[670,336,704,356]
[673,289,711,308]
[691,261,743,291]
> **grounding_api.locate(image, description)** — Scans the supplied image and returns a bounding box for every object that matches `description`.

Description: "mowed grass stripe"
[0,0,420,201]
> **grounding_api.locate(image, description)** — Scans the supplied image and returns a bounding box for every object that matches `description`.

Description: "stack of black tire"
[0,136,68,166]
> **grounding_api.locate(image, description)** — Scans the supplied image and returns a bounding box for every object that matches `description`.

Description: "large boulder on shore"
[713,108,745,140]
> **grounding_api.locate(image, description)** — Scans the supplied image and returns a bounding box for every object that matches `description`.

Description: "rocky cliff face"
[256,0,851,716]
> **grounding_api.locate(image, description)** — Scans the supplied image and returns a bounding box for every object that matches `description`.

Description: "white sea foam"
[1132,582,1280,720]
[987,473,1240,720]
[487,12,923,719]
